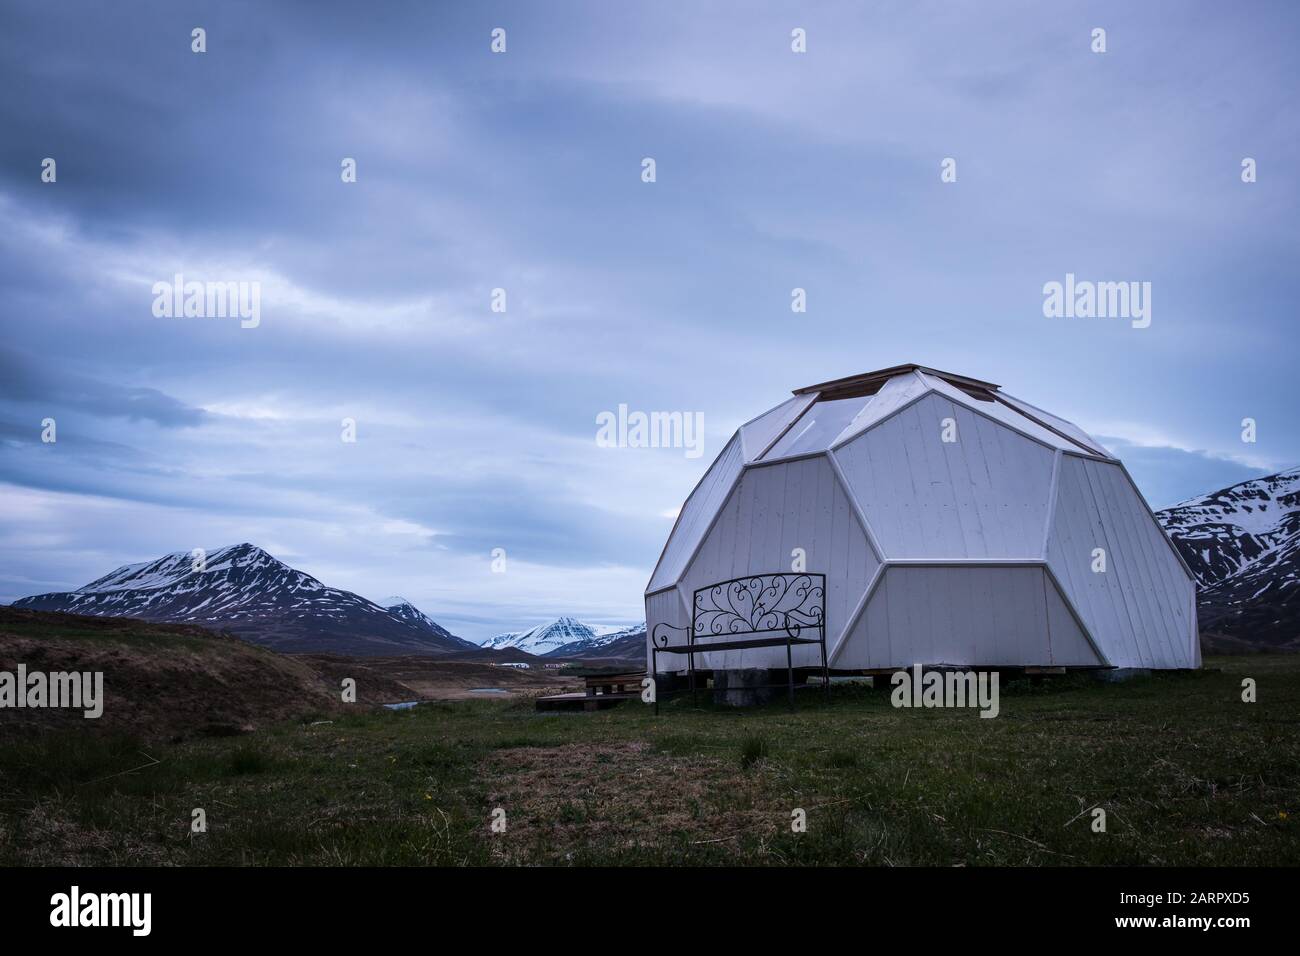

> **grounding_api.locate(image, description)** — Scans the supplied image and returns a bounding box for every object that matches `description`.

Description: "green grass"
[224,746,271,776]
[739,735,769,769]
[1,655,1297,866]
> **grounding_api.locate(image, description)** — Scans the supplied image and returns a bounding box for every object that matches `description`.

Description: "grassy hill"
[0,607,343,741]
[2,650,1297,866]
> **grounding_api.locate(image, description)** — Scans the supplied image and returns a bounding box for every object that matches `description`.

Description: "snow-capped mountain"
[482,617,599,654]
[1156,468,1300,651]
[13,544,474,656]
[482,617,645,657]
[542,622,647,660]
[377,596,469,646]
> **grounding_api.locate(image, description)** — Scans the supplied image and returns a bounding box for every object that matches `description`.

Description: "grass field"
[2,655,1297,866]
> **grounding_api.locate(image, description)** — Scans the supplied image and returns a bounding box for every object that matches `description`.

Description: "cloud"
[0,0,1296,638]
[0,349,210,427]
[1097,438,1273,511]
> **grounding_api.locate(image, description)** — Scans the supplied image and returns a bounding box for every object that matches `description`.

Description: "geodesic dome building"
[645,365,1199,675]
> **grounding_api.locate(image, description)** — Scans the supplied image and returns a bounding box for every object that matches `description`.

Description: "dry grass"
[0,609,341,741]
[481,742,788,862]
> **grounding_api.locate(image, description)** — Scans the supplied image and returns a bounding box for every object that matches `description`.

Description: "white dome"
[646,365,1198,673]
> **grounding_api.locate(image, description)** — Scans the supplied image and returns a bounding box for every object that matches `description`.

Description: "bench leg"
[820,627,830,699]
[652,650,659,717]
[786,638,795,709]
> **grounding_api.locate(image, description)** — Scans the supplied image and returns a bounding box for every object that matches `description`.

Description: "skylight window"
[763,396,873,459]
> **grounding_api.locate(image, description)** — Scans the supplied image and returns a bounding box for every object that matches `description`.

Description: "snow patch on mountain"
[1157,467,1300,589]
[14,544,472,655]
[482,617,645,655]
[1157,467,1300,650]
[481,617,597,653]
[76,543,281,594]
[377,596,471,646]
[544,621,646,657]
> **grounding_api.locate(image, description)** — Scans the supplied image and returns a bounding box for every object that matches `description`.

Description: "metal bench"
[650,573,829,712]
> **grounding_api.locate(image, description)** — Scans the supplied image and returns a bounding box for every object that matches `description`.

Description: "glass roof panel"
[762,396,873,459]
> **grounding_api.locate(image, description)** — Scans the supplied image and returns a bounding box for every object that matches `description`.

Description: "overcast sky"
[1,1,1296,641]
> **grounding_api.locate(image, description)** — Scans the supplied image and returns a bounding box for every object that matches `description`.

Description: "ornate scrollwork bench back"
[650,573,829,711]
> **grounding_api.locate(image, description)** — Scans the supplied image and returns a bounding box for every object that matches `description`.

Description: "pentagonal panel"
[835,393,1056,559]
[833,565,1102,669]
[647,433,743,592]
[678,454,878,671]
[1046,456,1198,669]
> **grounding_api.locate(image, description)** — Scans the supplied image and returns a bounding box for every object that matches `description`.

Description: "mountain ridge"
[482,616,645,658]
[1156,467,1300,652]
[12,543,474,656]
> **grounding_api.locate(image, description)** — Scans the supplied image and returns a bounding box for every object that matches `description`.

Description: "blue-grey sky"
[1,1,1296,641]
